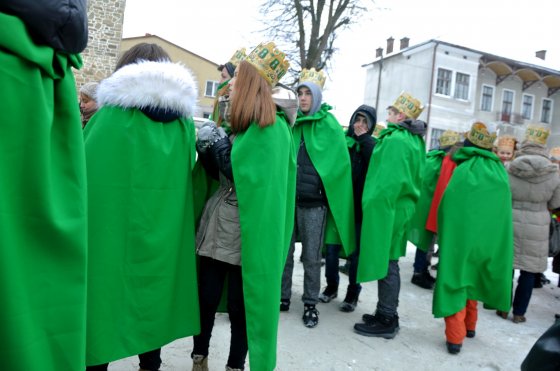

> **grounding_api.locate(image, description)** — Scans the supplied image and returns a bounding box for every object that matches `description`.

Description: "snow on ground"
[111,243,560,370]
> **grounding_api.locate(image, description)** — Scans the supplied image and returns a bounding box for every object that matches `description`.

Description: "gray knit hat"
[79,82,99,100]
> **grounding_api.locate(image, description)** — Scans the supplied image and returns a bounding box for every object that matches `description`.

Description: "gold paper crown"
[496,135,516,150]
[299,68,326,90]
[245,41,289,87]
[373,123,386,138]
[391,92,424,119]
[228,48,247,67]
[524,123,550,145]
[467,122,496,149]
[438,130,461,148]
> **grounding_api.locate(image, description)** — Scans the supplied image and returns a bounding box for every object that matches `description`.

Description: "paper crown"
[467,122,496,149]
[373,123,386,138]
[391,92,424,119]
[438,130,461,148]
[496,135,516,150]
[245,41,289,87]
[550,147,560,159]
[299,68,326,90]
[524,123,550,145]
[228,48,247,67]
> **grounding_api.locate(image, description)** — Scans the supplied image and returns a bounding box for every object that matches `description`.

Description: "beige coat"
[508,151,560,272]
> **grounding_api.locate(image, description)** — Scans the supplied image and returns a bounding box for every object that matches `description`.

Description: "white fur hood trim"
[97,61,198,118]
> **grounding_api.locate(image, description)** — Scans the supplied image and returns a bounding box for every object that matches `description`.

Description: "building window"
[436,68,452,96]
[205,80,219,97]
[541,98,552,124]
[454,72,470,100]
[480,85,494,112]
[501,90,514,122]
[521,94,534,120]
[430,128,444,150]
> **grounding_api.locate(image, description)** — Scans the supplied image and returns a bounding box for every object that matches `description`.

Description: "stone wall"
[74,0,127,88]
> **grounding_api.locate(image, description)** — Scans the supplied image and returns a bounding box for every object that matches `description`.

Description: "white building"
[363,38,560,149]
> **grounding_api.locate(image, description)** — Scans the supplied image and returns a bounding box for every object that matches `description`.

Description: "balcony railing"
[496,112,524,124]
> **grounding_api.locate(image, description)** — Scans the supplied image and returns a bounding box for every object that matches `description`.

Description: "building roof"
[363,39,560,96]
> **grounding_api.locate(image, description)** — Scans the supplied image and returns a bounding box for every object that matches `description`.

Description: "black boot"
[339,288,360,312]
[354,312,399,339]
[318,285,338,303]
[411,270,434,289]
[446,341,462,354]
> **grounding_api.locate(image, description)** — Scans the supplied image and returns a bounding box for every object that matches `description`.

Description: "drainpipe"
[375,54,384,110]
[426,41,440,144]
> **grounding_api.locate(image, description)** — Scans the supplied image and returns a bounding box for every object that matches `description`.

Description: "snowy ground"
[111,243,560,370]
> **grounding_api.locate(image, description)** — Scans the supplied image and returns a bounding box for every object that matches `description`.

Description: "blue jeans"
[325,244,361,295]
[513,270,538,316]
[413,235,436,274]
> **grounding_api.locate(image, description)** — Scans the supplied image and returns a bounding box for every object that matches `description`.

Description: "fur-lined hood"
[97,61,198,119]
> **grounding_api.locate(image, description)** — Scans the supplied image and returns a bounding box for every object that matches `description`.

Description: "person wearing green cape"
[408,130,462,290]
[192,42,296,371]
[211,48,247,128]
[0,2,88,370]
[354,92,426,339]
[280,67,356,328]
[431,122,513,355]
[84,43,200,370]
[322,105,377,313]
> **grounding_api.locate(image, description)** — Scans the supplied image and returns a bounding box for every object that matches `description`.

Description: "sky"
[122,0,560,122]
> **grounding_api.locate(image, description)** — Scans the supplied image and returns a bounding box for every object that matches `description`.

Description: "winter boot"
[411,270,434,289]
[280,299,290,312]
[192,354,208,371]
[354,312,399,339]
[225,366,243,371]
[319,285,338,303]
[446,341,462,354]
[302,304,319,328]
[339,288,360,312]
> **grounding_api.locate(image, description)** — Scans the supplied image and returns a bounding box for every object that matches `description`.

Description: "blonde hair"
[229,61,276,133]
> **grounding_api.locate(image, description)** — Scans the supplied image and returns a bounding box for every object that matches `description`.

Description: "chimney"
[376,47,383,58]
[386,37,394,54]
[400,37,410,50]
[535,50,546,60]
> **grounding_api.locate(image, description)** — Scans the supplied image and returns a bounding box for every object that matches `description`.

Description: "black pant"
[193,256,248,369]
[86,348,161,371]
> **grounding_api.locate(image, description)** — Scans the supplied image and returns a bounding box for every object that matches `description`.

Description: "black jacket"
[296,138,327,207]
[0,0,88,53]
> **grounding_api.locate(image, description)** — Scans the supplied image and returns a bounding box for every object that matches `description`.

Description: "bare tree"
[259,0,374,85]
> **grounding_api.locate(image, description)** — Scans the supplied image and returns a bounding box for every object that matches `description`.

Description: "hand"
[354,125,368,137]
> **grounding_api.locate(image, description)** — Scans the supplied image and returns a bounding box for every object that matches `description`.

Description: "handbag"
[549,217,560,257]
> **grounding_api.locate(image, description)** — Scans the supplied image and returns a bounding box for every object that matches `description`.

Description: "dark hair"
[115,43,171,71]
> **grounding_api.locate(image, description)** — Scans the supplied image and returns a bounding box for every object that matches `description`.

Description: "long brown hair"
[229,61,276,133]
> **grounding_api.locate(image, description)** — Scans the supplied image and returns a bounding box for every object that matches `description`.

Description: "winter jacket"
[345,105,377,223]
[0,0,88,53]
[296,138,327,207]
[508,147,560,273]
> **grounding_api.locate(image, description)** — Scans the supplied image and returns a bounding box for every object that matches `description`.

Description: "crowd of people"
[2,2,560,371]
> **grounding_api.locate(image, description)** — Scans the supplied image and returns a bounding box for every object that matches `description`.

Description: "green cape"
[293,104,355,254]
[433,146,513,317]
[0,13,87,371]
[358,123,426,282]
[232,114,296,371]
[84,107,200,365]
[407,149,446,251]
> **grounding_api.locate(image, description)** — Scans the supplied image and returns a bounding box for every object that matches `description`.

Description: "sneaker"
[466,330,476,338]
[411,272,434,290]
[339,291,359,313]
[303,304,319,328]
[319,285,338,303]
[513,315,526,324]
[280,299,290,312]
[353,313,399,339]
[446,341,462,354]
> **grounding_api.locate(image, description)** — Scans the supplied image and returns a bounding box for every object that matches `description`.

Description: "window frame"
[435,68,452,96]
[501,89,515,116]
[204,80,219,98]
[521,93,535,120]
[541,98,553,124]
[453,72,470,101]
[429,128,445,150]
[480,84,494,112]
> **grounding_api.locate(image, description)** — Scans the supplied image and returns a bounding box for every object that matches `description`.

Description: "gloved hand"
[196,121,219,153]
